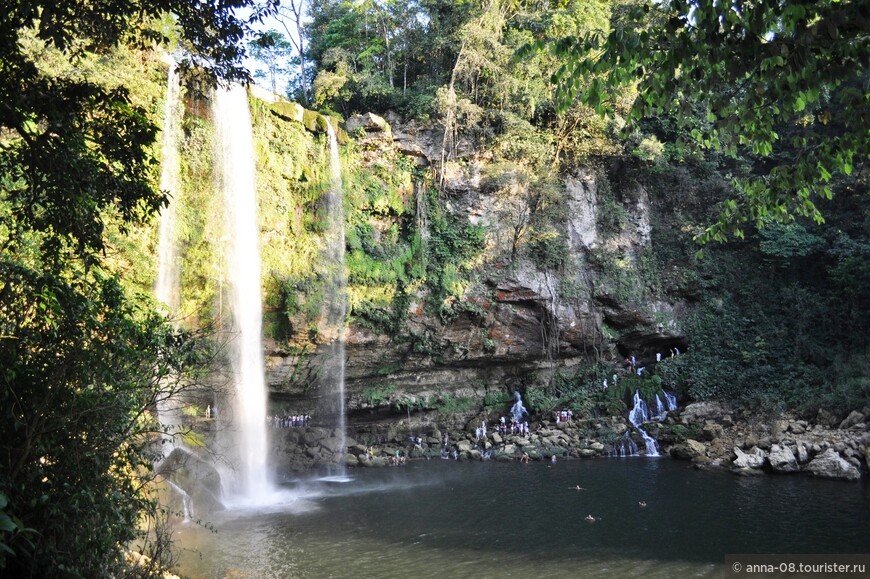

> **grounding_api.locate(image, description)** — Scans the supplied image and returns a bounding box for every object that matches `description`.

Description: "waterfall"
[628,391,660,456]
[323,120,347,470]
[155,61,183,455]
[612,390,679,457]
[214,85,272,500]
[165,480,194,522]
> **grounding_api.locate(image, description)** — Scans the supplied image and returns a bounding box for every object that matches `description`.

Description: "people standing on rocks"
[603,378,608,390]
[656,352,662,362]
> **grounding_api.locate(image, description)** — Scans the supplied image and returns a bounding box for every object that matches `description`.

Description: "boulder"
[686,439,707,457]
[670,439,706,460]
[343,453,359,467]
[816,408,840,428]
[320,436,344,454]
[840,410,866,430]
[733,446,765,469]
[805,448,861,481]
[346,112,391,136]
[788,421,807,435]
[767,444,799,473]
[702,421,724,441]
[456,440,473,453]
[680,401,728,424]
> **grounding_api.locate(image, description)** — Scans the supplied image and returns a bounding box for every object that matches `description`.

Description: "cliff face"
[261,111,688,422]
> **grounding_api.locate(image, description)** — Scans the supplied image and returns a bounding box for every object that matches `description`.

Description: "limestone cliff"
[258,110,687,423]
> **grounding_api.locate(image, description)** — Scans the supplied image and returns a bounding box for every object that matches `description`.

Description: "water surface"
[174,459,869,578]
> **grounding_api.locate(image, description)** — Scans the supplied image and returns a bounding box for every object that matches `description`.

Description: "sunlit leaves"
[540,0,868,244]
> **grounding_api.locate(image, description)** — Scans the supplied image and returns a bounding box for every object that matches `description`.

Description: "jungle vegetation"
[0,0,867,575]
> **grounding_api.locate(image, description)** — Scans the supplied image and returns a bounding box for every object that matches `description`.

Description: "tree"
[542,0,868,243]
[275,0,313,104]
[249,29,293,95]
[0,0,263,575]
[1,0,265,260]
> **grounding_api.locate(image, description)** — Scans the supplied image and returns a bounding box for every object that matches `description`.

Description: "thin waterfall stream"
[154,60,183,455]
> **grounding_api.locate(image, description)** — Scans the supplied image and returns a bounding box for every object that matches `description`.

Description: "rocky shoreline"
[665,402,868,482]
[271,401,869,483]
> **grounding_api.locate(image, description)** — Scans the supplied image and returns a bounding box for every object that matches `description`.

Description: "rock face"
[263,121,689,425]
[806,448,861,481]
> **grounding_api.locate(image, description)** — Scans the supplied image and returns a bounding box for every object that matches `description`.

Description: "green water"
[174,459,869,578]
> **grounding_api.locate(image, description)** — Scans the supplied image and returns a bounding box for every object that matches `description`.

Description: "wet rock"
[805,448,861,481]
[768,444,799,473]
[796,443,809,464]
[344,453,359,467]
[321,436,344,454]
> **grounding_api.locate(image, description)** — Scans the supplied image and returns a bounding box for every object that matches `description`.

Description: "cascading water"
[154,60,183,455]
[628,391,660,456]
[214,85,272,500]
[323,120,348,471]
[611,390,678,457]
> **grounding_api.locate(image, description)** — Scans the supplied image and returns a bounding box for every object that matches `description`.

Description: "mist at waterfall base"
[173,459,870,578]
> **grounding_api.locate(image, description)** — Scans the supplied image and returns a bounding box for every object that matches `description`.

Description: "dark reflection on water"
[175,459,869,578]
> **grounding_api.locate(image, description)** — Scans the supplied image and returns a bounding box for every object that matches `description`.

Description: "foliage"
[542,0,868,244]
[434,393,476,414]
[362,384,397,407]
[0,261,213,577]
[0,2,259,575]
[0,0,264,261]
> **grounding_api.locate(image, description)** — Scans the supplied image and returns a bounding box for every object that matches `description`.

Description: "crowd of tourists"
[271,414,310,428]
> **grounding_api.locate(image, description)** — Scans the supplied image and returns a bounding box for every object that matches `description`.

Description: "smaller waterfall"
[628,391,660,456]
[155,60,183,457]
[611,433,639,457]
[612,390,679,457]
[510,391,529,423]
[165,480,194,522]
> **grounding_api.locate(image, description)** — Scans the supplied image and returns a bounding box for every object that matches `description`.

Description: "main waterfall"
[213,85,272,500]
[323,121,348,472]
